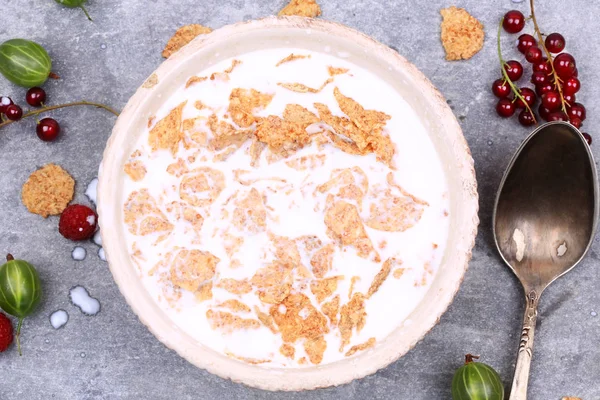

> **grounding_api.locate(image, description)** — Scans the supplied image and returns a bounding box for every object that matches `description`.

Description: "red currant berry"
[525,46,543,64]
[503,10,526,34]
[547,111,568,122]
[492,79,511,98]
[582,132,592,145]
[568,102,586,121]
[542,91,561,111]
[533,58,551,73]
[26,87,46,107]
[531,71,548,86]
[563,77,580,95]
[553,53,576,79]
[518,109,536,127]
[536,84,555,97]
[569,117,582,129]
[504,60,523,81]
[496,98,516,118]
[515,88,536,108]
[5,104,23,121]
[545,33,566,53]
[538,104,552,121]
[517,34,537,54]
[572,68,579,78]
[563,93,576,106]
[0,96,13,114]
[36,118,61,142]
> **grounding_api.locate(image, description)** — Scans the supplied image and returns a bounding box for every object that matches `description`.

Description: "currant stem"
[497,19,537,124]
[80,5,93,21]
[529,0,567,113]
[16,318,23,356]
[0,101,119,129]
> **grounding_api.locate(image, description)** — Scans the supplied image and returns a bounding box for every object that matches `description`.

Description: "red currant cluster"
[0,88,61,142]
[493,9,591,145]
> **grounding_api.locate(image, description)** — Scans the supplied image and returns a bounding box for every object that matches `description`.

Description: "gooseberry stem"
[497,18,537,124]
[16,318,22,356]
[0,101,119,129]
[529,0,567,113]
[80,5,93,21]
[465,354,480,365]
[6,254,14,262]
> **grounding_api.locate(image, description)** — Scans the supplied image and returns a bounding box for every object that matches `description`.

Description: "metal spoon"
[493,121,598,399]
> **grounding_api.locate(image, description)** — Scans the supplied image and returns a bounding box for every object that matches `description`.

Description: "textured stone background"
[0,0,598,399]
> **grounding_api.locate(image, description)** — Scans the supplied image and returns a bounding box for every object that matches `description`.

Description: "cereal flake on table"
[162,24,212,58]
[21,164,75,218]
[440,6,484,61]
[278,0,322,18]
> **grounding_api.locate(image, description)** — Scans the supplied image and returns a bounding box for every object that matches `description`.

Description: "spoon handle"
[509,290,541,400]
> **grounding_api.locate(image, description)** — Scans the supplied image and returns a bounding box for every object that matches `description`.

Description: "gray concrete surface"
[0,0,598,399]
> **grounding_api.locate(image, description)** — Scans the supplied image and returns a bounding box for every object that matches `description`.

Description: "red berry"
[533,58,551,73]
[0,313,13,352]
[496,98,516,118]
[518,109,536,126]
[582,132,592,145]
[515,87,536,108]
[525,46,543,63]
[0,96,13,114]
[545,33,566,53]
[568,102,586,121]
[547,111,568,122]
[503,10,526,34]
[531,71,548,86]
[36,118,61,142]
[5,104,23,121]
[517,34,537,54]
[504,60,523,81]
[59,205,98,241]
[25,87,46,107]
[553,53,576,79]
[563,77,580,95]
[572,68,579,78]
[538,104,552,121]
[492,79,511,98]
[536,84,555,97]
[563,93,576,106]
[542,91,561,111]
[569,117,582,129]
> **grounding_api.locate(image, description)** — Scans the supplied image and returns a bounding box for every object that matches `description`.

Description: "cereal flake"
[21,164,74,218]
[162,24,212,58]
[440,7,484,61]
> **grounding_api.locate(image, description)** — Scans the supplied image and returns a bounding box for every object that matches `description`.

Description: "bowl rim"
[98,15,479,391]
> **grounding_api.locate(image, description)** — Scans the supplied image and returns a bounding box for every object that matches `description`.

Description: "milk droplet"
[81,352,86,358]
[100,43,107,49]
[69,286,101,316]
[98,248,106,261]
[71,247,86,261]
[85,178,98,206]
[93,230,102,246]
[592,311,597,317]
[512,0,524,3]
[50,310,69,329]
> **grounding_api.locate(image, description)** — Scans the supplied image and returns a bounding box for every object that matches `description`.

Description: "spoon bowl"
[493,121,598,399]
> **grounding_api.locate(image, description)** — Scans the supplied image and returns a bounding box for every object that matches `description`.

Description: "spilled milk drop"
[69,286,101,316]
[72,247,86,261]
[85,178,98,206]
[93,230,102,246]
[50,310,69,329]
[98,248,106,261]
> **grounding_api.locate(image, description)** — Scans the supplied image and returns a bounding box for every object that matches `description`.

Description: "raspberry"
[0,313,13,352]
[59,205,98,241]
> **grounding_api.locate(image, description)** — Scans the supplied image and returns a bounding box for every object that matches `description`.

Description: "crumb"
[348,276,360,299]
[148,101,187,155]
[393,268,405,279]
[328,66,349,76]
[142,73,158,89]
[367,258,399,298]
[162,24,212,58]
[210,72,230,82]
[21,164,75,218]
[194,100,206,110]
[440,7,484,61]
[279,0,321,17]
[147,116,156,128]
[224,59,242,74]
[280,343,295,359]
[185,76,207,89]
[285,154,326,171]
[345,337,375,357]
[276,53,311,66]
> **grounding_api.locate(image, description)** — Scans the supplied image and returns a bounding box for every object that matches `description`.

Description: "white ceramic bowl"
[98,16,478,391]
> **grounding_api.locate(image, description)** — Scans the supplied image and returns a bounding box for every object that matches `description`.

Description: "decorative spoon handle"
[509,290,541,400]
